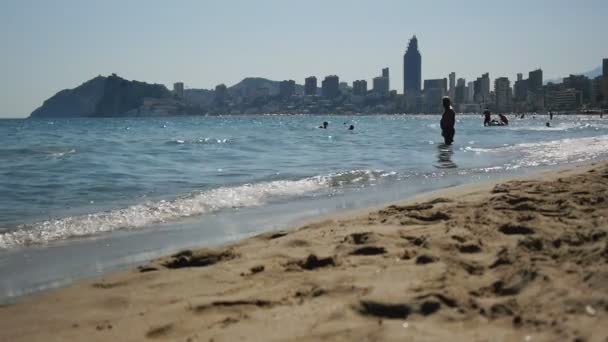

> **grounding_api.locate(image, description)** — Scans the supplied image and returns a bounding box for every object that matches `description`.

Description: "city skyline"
[1,0,608,117]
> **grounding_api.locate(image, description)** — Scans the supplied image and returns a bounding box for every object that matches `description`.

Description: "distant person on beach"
[483,110,491,126]
[499,114,509,126]
[546,122,551,127]
[440,97,456,145]
[520,113,525,119]
[319,121,328,129]
[549,111,553,120]
[348,125,355,130]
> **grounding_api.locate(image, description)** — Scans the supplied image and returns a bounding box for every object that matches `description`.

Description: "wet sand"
[1,162,607,341]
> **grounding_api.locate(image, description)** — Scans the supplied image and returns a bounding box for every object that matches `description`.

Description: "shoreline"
[1,161,608,341]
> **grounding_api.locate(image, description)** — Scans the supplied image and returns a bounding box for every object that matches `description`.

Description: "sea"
[1,114,608,301]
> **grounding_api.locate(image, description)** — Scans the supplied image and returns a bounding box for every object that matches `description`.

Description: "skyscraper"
[403,35,421,95]
[529,69,543,93]
[304,76,317,96]
[373,68,390,96]
[448,72,456,99]
[603,58,608,78]
[321,75,340,98]
[494,77,512,112]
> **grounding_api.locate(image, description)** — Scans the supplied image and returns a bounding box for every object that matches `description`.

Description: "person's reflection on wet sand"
[435,144,457,169]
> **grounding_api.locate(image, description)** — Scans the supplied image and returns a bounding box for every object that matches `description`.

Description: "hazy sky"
[1,0,607,118]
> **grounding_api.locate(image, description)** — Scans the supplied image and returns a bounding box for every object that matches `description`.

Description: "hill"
[30,74,171,118]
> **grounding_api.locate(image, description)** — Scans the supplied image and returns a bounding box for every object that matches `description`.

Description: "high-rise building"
[423,78,447,113]
[279,80,296,98]
[173,82,184,98]
[403,35,421,95]
[448,72,456,99]
[304,76,317,96]
[529,69,543,93]
[373,77,389,96]
[473,73,491,104]
[494,77,512,112]
[563,74,592,103]
[321,75,340,99]
[455,78,466,104]
[467,81,475,103]
[373,68,390,96]
[603,58,608,78]
[424,78,447,93]
[353,80,367,95]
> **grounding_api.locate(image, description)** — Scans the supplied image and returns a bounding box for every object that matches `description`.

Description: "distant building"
[279,80,296,98]
[529,69,543,94]
[545,88,581,111]
[474,73,490,104]
[514,73,528,102]
[423,78,447,113]
[448,72,456,99]
[455,78,466,104]
[563,74,592,103]
[604,58,608,78]
[373,68,390,96]
[353,80,368,95]
[322,75,340,99]
[304,76,317,96]
[494,77,512,112]
[173,82,184,98]
[466,81,475,103]
[424,78,447,93]
[403,35,421,95]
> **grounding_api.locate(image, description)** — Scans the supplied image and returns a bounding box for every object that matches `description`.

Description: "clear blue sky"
[1,0,607,118]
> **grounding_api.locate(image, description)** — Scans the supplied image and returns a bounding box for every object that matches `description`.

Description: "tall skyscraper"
[494,77,512,112]
[321,75,340,98]
[403,35,421,95]
[455,78,466,104]
[382,68,389,78]
[467,81,475,103]
[529,69,543,93]
[448,72,456,99]
[304,76,317,96]
[603,58,608,77]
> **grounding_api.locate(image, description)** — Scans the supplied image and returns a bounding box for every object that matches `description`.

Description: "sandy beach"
[1,162,608,342]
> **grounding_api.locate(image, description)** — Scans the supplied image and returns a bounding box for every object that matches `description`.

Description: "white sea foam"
[463,135,608,168]
[0,169,396,249]
[0,176,330,248]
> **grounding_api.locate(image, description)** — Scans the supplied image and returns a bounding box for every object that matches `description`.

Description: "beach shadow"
[434,144,457,169]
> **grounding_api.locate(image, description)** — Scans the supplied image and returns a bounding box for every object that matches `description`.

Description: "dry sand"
[1,163,608,341]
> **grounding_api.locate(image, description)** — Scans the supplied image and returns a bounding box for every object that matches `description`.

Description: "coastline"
[1,161,607,341]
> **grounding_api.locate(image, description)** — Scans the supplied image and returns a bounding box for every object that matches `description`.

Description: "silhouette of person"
[483,110,491,126]
[549,111,553,120]
[319,121,328,129]
[440,97,456,145]
[348,125,354,130]
[499,114,509,125]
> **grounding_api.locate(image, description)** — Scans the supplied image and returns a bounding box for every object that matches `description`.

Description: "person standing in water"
[440,97,456,145]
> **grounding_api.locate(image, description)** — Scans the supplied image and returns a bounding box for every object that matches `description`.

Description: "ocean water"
[1,114,608,299]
